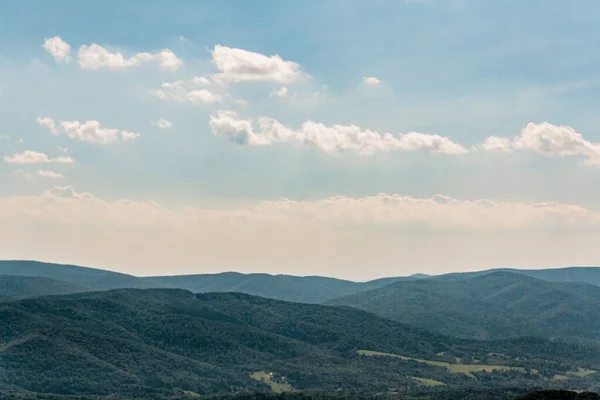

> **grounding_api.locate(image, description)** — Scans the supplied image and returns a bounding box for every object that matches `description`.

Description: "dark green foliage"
[327,271,600,341]
[0,289,599,399]
[0,275,88,298]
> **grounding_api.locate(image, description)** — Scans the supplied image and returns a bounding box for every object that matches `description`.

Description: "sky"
[2,0,600,280]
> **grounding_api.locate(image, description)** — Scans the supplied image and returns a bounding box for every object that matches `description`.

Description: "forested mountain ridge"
[143,272,411,303]
[1,289,598,398]
[0,260,159,291]
[436,267,600,287]
[327,271,600,341]
[3,260,600,304]
[0,260,411,303]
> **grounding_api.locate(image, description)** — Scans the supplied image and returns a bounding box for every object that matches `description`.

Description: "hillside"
[327,271,600,341]
[143,272,409,303]
[0,275,88,298]
[0,261,410,303]
[1,289,598,398]
[517,267,600,287]
[436,267,600,287]
[0,260,159,291]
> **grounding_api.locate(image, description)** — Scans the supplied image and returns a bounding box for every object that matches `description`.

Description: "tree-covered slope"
[1,289,598,398]
[436,267,600,287]
[0,275,88,298]
[327,271,600,341]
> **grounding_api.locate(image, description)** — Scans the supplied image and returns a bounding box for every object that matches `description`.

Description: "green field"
[250,371,294,393]
[358,350,538,377]
[412,377,445,386]
[568,368,597,378]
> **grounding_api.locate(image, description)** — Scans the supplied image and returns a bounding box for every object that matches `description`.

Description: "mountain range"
[2,260,600,398]
[0,260,415,303]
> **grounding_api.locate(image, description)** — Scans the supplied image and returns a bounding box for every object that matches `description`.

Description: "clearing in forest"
[358,350,539,377]
[250,371,294,393]
[412,377,445,386]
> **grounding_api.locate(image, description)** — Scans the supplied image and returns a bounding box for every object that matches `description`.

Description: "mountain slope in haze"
[436,267,600,287]
[516,267,600,287]
[1,260,410,303]
[328,271,600,342]
[0,275,88,298]
[0,260,160,291]
[143,272,410,303]
[1,289,597,398]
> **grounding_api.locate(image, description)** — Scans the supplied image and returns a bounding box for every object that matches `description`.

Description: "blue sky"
[1,1,600,279]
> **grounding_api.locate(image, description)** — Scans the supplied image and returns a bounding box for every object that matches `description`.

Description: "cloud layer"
[1,187,600,278]
[37,117,140,144]
[2,186,597,231]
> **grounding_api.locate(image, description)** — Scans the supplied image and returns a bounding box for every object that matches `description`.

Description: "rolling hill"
[0,260,159,291]
[0,261,411,303]
[143,272,410,303]
[436,267,600,287]
[0,275,88,298]
[1,289,598,399]
[327,271,600,342]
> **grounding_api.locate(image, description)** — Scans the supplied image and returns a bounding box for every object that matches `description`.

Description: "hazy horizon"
[3,1,600,280]
[2,258,598,282]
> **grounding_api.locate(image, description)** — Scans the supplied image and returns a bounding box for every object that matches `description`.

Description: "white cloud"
[37,117,140,144]
[362,77,382,85]
[480,122,600,165]
[477,136,514,153]
[270,86,289,98]
[37,170,64,179]
[78,44,183,71]
[18,138,24,144]
[0,134,9,141]
[211,45,304,83]
[4,150,74,164]
[153,118,173,130]
[152,76,222,104]
[209,111,468,155]
[43,36,72,63]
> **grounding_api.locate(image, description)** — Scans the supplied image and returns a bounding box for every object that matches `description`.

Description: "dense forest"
[0,289,599,398]
[327,271,600,342]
